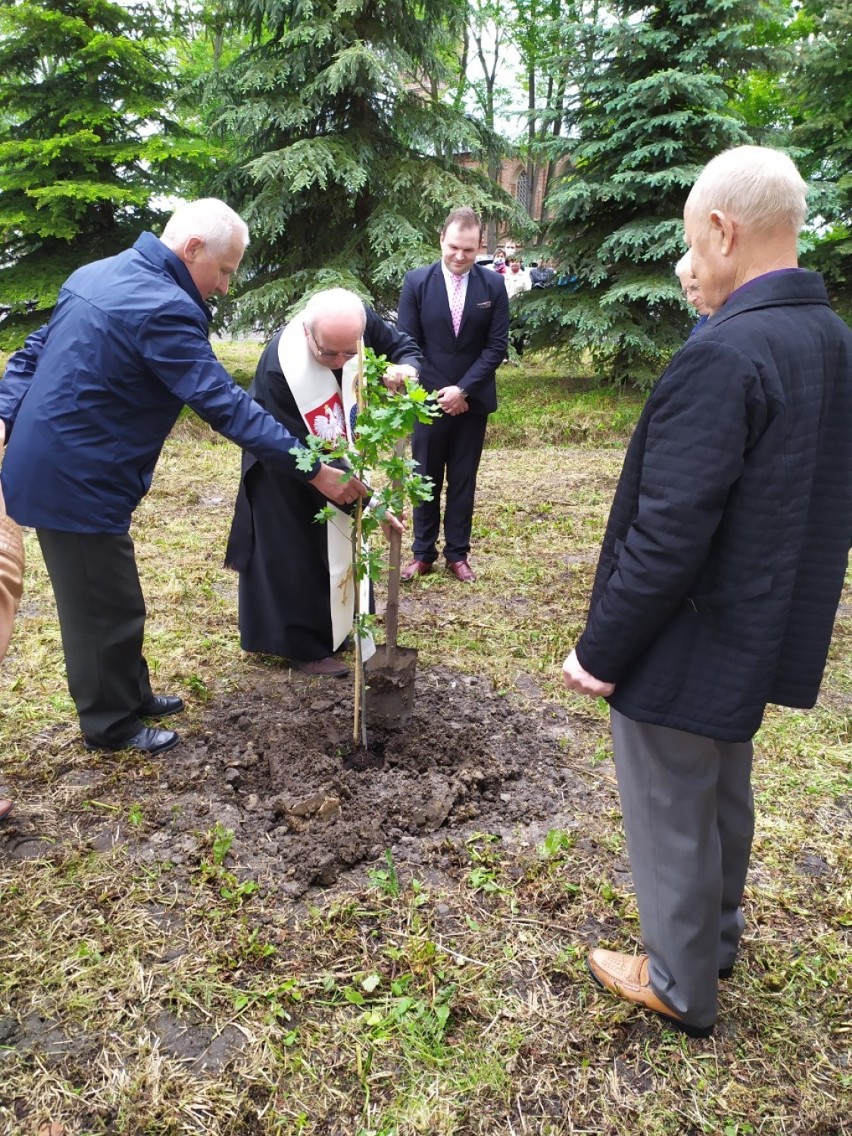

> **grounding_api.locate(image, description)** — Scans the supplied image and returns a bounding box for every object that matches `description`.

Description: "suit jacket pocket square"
[477,300,492,308]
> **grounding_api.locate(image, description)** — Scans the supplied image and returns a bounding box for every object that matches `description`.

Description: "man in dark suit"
[397,207,509,582]
[563,146,852,1037]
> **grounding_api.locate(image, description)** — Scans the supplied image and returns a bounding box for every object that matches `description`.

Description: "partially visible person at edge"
[675,250,712,334]
[397,207,509,584]
[562,145,852,1039]
[0,199,369,757]
[0,482,24,823]
[224,288,421,677]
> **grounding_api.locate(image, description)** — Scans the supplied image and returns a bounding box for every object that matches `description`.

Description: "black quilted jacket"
[576,270,852,742]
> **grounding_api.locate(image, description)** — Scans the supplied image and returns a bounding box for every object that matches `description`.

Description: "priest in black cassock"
[225,289,423,676]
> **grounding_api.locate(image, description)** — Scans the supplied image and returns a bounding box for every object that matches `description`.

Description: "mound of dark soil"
[5,665,607,898]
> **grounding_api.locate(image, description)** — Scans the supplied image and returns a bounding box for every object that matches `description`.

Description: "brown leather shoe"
[294,657,350,677]
[587,949,714,1038]
[401,560,433,582]
[0,798,14,822]
[446,558,476,582]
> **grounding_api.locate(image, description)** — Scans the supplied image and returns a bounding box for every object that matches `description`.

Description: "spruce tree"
[535,0,784,384]
[0,0,207,346]
[201,0,525,331]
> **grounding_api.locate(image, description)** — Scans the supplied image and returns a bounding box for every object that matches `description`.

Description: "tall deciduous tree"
[464,0,518,251]
[790,0,852,307]
[0,0,209,346]
[200,0,525,331]
[532,0,785,384]
[510,0,592,231]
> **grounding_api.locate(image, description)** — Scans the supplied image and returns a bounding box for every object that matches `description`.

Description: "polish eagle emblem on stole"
[305,395,346,442]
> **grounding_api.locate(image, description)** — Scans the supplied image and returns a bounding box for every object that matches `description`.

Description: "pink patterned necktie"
[450,272,465,336]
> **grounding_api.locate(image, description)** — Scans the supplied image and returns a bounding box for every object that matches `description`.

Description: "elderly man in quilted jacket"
[563,146,852,1038]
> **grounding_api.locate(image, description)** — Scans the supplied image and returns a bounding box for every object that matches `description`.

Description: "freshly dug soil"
[3,662,612,899]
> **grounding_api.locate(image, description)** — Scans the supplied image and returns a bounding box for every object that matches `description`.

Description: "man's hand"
[309,464,370,507]
[436,385,469,416]
[382,365,418,394]
[0,420,5,446]
[378,508,405,541]
[562,648,615,698]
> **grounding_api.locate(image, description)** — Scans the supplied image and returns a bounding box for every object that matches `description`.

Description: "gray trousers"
[37,530,154,746]
[610,708,754,1029]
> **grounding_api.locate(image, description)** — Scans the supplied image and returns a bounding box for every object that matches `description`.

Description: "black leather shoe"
[84,726,180,755]
[139,694,185,718]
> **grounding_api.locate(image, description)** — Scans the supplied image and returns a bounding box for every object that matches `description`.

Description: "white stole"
[277,320,374,658]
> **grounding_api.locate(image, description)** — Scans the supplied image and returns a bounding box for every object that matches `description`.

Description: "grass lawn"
[0,345,849,1136]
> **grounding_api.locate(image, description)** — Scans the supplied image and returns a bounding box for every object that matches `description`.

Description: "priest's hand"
[309,464,370,507]
[562,648,615,698]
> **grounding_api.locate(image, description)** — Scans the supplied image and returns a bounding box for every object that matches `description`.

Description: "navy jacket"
[396,262,509,414]
[0,233,316,534]
[576,270,852,742]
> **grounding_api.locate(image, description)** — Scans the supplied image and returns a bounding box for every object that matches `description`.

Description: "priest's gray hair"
[686,146,808,234]
[302,288,367,332]
[160,198,250,256]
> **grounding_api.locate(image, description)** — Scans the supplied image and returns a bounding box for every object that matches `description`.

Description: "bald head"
[683,146,806,314]
[686,146,808,236]
[302,288,367,367]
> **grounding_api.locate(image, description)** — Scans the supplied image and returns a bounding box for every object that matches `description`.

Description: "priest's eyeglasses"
[308,328,358,361]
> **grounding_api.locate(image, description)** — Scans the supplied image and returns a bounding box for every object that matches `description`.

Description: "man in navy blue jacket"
[0,199,369,755]
[397,207,509,583]
[562,147,852,1038]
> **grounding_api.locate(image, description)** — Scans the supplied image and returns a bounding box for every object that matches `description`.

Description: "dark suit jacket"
[576,270,852,742]
[397,261,509,414]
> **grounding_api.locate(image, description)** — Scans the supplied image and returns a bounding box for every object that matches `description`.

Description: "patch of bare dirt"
[3,665,613,898]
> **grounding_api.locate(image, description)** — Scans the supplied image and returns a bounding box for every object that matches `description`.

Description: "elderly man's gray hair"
[160,199,250,256]
[302,288,367,332]
[675,252,694,282]
[686,146,808,234]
